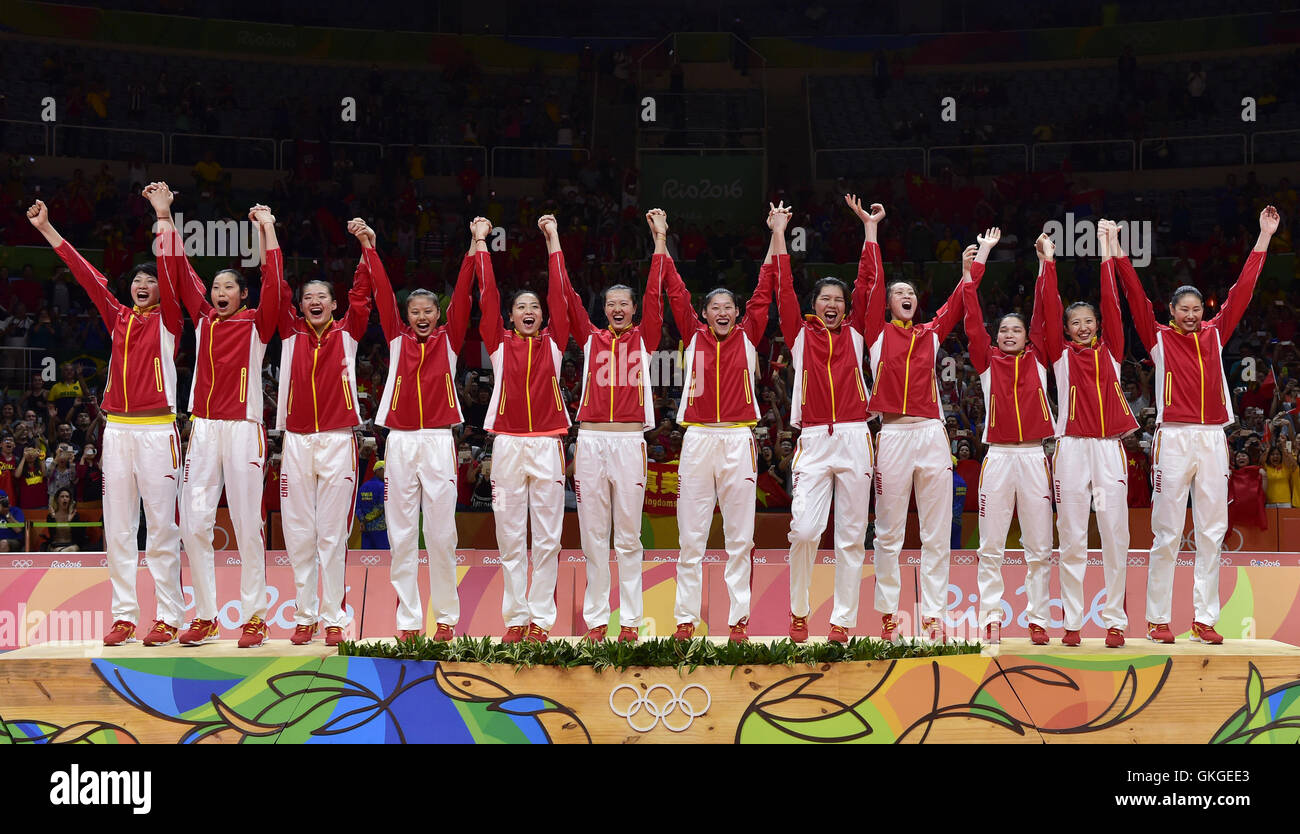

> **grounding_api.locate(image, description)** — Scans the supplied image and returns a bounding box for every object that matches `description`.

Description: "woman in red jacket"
[1112,207,1278,644]
[367,218,475,643]
[477,215,570,644]
[28,190,186,647]
[964,236,1055,645]
[1040,221,1137,648]
[276,220,373,647]
[558,209,666,644]
[665,205,777,644]
[861,212,990,643]
[155,190,281,649]
[775,196,878,643]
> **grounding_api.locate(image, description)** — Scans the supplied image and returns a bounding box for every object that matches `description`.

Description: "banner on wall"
[643,461,679,515]
[639,153,764,229]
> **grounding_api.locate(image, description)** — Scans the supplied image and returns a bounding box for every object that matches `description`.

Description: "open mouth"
[713,317,732,330]
[308,304,324,317]
[900,300,914,315]
[215,299,231,313]
[414,321,432,335]
[135,290,151,304]
[824,310,839,324]
[611,312,627,326]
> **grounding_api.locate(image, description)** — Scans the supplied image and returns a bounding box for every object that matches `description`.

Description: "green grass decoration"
[338,634,981,672]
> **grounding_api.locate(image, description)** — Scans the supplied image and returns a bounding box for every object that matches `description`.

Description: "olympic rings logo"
[360,555,381,566]
[1220,557,1233,567]
[10,559,33,568]
[1127,557,1147,566]
[273,555,290,566]
[1048,556,1060,565]
[954,555,975,565]
[455,555,466,564]
[98,558,108,567]
[609,684,711,733]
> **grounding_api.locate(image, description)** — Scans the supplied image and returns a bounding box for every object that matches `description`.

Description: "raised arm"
[1096,223,1125,362]
[1107,220,1158,352]
[538,215,570,349]
[741,203,786,344]
[765,203,801,345]
[27,199,123,326]
[961,245,991,373]
[251,205,281,343]
[549,217,593,344]
[443,248,477,351]
[471,217,505,353]
[663,248,701,340]
[142,183,183,338]
[844,195,887,342]
[1211,205,1278,340]
[641,209,669,352]
[342,243,374,342]
[352,218,398,341]
[1028,232,1053,363]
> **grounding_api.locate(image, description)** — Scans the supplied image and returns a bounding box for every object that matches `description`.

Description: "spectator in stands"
[44,487,85,552]
[1124,434,1153,508]
[355,459,388,549]
[75,443,101,503]
[0,435,15,502]
[45,442,78,500]
[14,445,47,513]
[1263,446,1295,508]
[1229,451,1267,531]
[0,495,24,552]
[48,363,84,420]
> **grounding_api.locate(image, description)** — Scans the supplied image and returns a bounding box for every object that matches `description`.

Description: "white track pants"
[492,433,566,631]
[180,418,267,623]
[102,420,184,627]
[1147,424,1228,626]
[872,419,952,619]
[675,426,755,626]
[281,430,357,628]
[976,444,1054,627]
[1053,436,1128,630]
[575,429,647,630]
[385,429,460,630]
[788,422,874,628]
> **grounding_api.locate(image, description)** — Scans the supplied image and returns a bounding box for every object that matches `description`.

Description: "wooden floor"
[5,636,1295,660]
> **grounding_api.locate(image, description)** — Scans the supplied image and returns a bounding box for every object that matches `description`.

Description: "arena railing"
[381,144,487,178]
[490,146,591,179]
[812,147,927,179]
[170,133,277,170]
[1031,139,1136,172]
[51,124,166,164]
[1138,133,1248,169]
[925,143,1029,176]
[278,139,386,172]
[1249,129,1300,164]
[0,119,50,157]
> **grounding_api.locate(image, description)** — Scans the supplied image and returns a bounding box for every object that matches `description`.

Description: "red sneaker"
[432,623,455,642]
[617,626,638,643]
[1062,629,1081,647]
[289,623,317,645]
[789,614,809,643]
[1146,622,1175,644]
[525,623,549,643]
[881,614,900,641]
[922,617,947,644]
[237,617,269,649]
[729,618,749,643]
[1105,627,1126,648]
[395,629,421,642]
[984,622,1001,645]
[1028,623,1049,645]
[501,625,527,644]
[324,626,344,647]
[179,618,220,646]
[828,625,849,644]
[1190,621,1224,645]
[142,620,179,647]
[672,622,695,641]
[103,620,137,646]
[582,625,608,642]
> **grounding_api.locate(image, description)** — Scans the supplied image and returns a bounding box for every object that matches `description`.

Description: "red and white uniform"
[860,241,966,621]
[564,252,665,632]
[964,263,1055,628]
[54,240,185,629]
[1041,257,1137,631]
[666,258,774,627]
[478,250,570,632]
[775,252,874,629]
[372,249,475,632]
[1118,252,1266,627]
[160,226,280,626]
[276,259,371,629]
